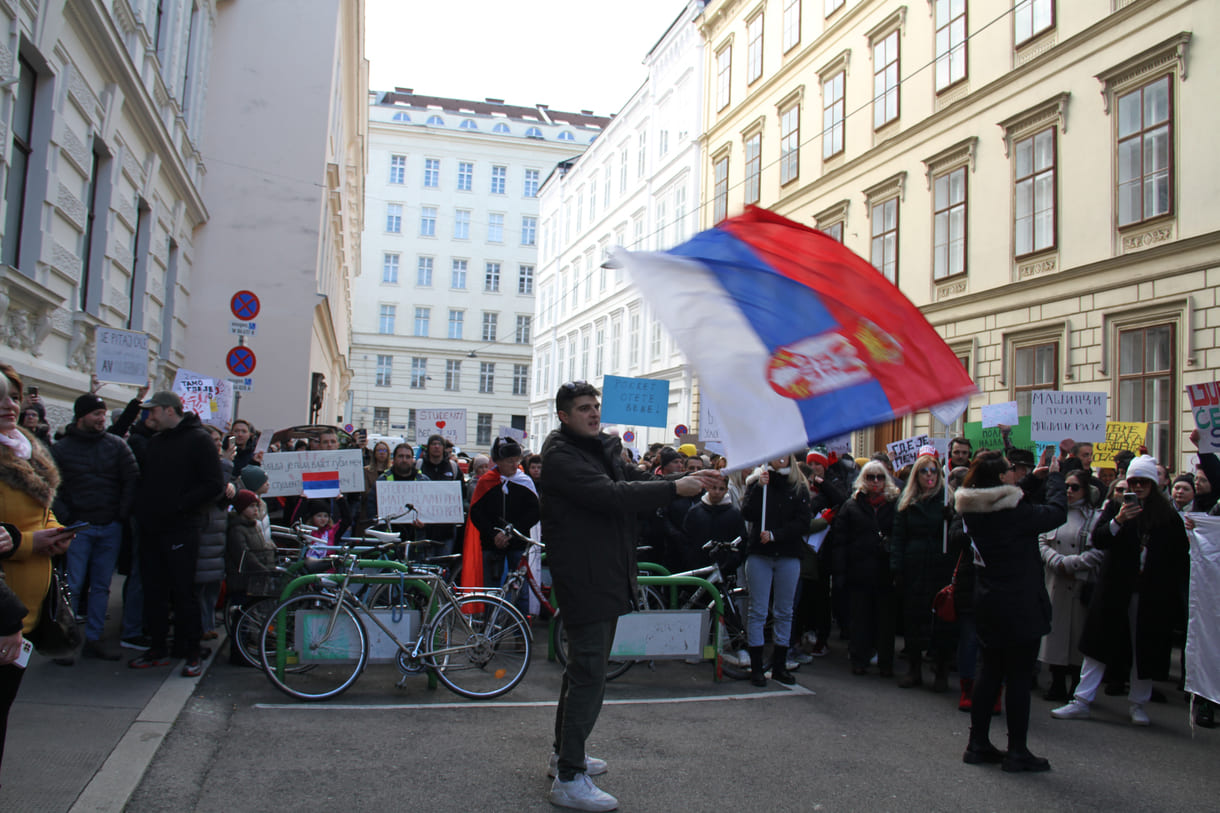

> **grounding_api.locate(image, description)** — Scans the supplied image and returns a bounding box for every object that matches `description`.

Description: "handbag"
[932,553,963,623]
[26,564,83,657]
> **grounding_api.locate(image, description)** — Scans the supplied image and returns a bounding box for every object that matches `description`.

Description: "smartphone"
[14,638,32,669]
[222,435,236,451]
[26,386,37,398]
[61,520,90,532]
[1123,492,1140,507]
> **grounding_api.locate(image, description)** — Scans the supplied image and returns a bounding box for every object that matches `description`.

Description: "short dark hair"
[525,453,542,468]
[950,437,971,451]
[319,428,338,440]
[391,443,414,459]
[232,418,254,432]
[1071,442,1093,455]
[961,451,1011,490]
[426,434,445,448]
[555,380,599,414]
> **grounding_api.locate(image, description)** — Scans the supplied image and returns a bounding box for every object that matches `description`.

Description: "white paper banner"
[1029,390,1108,442]
[699,401,723,443]
[171,368,234,429]
[886,434,932,469]
[375,480,465,524]
[416,408,467,445]
[496,426,527,443]
[1186,514,1220,705]
[95,327,149,385]
[981,400,1018,428]
[261,450,365,497]
[930,396,970,427]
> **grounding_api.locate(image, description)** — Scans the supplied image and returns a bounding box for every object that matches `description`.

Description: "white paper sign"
[496,426,527,443]
[1029,391,1108,442]
[981,400,1019,428]
[416,409,467,445]
[171,368,234,429]
[699,401,723,443]
[824,433,852,457]
[375,480,465,524]
[930,396,971,427]
[95,327,149,385]
[261,450,366,497]
[887,434,931,469]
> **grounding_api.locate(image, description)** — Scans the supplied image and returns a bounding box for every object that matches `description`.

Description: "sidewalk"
[2,578,223,812]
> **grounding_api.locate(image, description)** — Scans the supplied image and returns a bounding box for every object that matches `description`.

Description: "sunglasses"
[1066,483,1082,492]
[865,474,886,482]
[559,380,588,391]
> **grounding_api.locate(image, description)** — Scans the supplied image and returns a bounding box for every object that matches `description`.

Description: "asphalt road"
[124,624,1219,813]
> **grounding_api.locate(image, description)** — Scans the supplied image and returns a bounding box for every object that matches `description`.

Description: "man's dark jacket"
[52,423,140,525]
[136,413,224,528]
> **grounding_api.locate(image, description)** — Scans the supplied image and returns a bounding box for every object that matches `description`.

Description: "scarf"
[0,427,32,460]
[867,492,888,508]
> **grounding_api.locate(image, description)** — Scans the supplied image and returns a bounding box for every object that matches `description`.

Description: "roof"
[375,89,612,131]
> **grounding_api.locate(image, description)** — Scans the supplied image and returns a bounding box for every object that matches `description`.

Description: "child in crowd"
[303,501,338,558]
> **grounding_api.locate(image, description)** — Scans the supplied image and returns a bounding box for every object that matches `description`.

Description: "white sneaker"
[548,773,618,811]
[1051,699,1091,720]
[793,652,813,664]
[548,753,608,778]
[1129,703,1150,726]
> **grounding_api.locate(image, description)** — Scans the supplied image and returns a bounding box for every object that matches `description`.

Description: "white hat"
[1125,454,1158,483]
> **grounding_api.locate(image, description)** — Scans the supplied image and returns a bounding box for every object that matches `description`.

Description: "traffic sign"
[343,424,354,433]
[674,424,688,437]
[623,430,635,443]
[229,320,257,337]
[230,290,260,321]
[226,346,257,377]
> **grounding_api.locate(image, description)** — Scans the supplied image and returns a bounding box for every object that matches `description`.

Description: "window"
[870,198,898,283]
[485,262,501,292]
[825,0,844,15]
[629,310,641,366]
[373,407,389,433]
[411,358,427,389]
[424,158,439,187]
[493,122,511,134]
[482,312,498,342]
[1118,324,1174,464]
[1014,0,1053,46]
[488,213,504,242]
[516,315,532,344]
[713,156,729,223]
[595,325,605,376]
[378,304,396,334]
[451,259,468,289]
[620,146,629,192]
[650,321,663,361]
[610,318,622,373]
[568,333,578,380]
[445,360,461,391]
[407,408,417,438]
[716,45,732,111]
[747,14,764,84]
[416,256,433,286]
[780,104,800,185]
[457,161,473,191]
[933,167,966,279]
[604,165,612,206]
[589,179,598,220]
[1117,76,1172,227]
[476,413,492,445]
[389,154,406,184]
[479,362,495,393]
[581,332,591,379]
[576,190,584,231]
[524,168,540,196]
[525,126,543,139]
[744,132,762,204]
[426,115,444,126]
[512,364,529,396]
[873,30,900,129]
[454,209,471,239]
[638,131,647,178]
[558,131,575,142]
[375,355,393,387]
[675,186,688,242]
[521,216,537,245]
[783,0,801,53]
[460,119,478,130]
[1015,129,1056,256]
[518,265,534,294]
[386,203,402,232]
[822,71,845,159]
[420,206,437,236]
[934,0,967,92]
[448,309,464,339]
[414,307,430,336]
[825,222,844,242]
[382,253,399,283]
[1013,342,1057,414]
[559,270,569,314]
[490,165,507,194]
[392,111,410,122]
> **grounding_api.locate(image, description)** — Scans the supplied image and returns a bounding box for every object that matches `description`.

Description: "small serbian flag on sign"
[613,206,977,470]
[302,470,341,498]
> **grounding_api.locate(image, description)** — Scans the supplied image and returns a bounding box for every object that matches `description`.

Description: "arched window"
[392,111,410,122]
[525,126,544,139]
[557,131,576,142]
[460,119,478,130]
[589,135,597,143]
[426,115,445,126]
[493,122,511,134]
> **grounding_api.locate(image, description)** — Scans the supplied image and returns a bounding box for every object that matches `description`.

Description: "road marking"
[253,682,814,711]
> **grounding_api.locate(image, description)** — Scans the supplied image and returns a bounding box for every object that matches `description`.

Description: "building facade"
[186,0,367,431]
[352,90,607,452]
[698,0,1218,470]
[528,0,706,450]
[0,0,214,425]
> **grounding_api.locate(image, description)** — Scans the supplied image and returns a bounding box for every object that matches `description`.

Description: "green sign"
[964,416,1032,452]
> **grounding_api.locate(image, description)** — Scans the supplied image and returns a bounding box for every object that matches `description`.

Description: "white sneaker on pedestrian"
[1129,703,1150,726]
[548,772,618,811]
[548,753,608,778]
[793,652,813,664]
[1051,699,1091,719]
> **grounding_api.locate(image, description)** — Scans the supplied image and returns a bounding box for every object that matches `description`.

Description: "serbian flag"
[614,206,976,469]
[460,467,539,595]
[302,470,341,499]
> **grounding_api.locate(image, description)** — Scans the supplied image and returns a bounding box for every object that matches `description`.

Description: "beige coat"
[1037,499,1104,666]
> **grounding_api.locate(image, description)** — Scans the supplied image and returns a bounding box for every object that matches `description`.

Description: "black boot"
[1043,665,1070,702]
[962,727,1006,765]
[931,654,949,693]
[770,646,796,685]
[749,645,767,687]
[898,652,923,688]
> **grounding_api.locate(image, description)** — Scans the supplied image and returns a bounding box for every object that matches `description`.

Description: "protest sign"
[1187,382,1220,453]
[95,327,149,385]
[930,396,970,427]
[171,369,234,429]
[416,409,467,445]
[1029,391,1107,442]
[887,434,931,469]
[824,433,852,457]
[1092,422,1148,467]
[600,375,669,428]
[496,426,527,443]
[699,400,723,442]
[261,450,365,498]
[981,400,1018,429]
[375,480,465,524]
[964,416,1033,453]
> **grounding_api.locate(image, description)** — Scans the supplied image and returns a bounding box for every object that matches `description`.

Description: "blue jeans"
[66,521,123,642]
[745,555,801,648]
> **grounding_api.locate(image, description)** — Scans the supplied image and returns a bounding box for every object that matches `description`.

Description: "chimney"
[485,97,505,104]
[581,109,594,116]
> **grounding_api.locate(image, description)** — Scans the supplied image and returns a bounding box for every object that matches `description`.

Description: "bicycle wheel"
[363,582,431,612]
[717,600,751,680]
[426,595,531,699]
[259,594,368,701]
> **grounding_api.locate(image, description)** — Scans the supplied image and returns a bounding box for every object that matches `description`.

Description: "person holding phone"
[1051,455,1189,726]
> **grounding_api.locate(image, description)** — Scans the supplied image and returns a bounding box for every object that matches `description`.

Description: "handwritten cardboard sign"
[1029,391,1108,442]
[261,450,365,498]
[374,480,465,524]
[699,400,723,442]
[1187,382,1220,454]
[600,375,669,428]
[171,368,234,430]
[1093,422,1148,467]
[95,327,149,385]
[416,409,467,446]
[981,400,1019,429]
[964,416,1033,453]
[887,434,931,469]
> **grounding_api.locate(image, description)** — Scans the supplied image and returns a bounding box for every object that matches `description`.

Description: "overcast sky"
[365,0,692,117]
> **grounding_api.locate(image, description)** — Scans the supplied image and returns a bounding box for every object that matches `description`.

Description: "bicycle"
[662,537,751,680]
[258,538,532,701]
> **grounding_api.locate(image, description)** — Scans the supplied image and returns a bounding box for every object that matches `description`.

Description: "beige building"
[698,0,1218,470]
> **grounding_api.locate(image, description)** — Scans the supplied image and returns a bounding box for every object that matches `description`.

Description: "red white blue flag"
[614,206,976,469]
[302,470,341,499]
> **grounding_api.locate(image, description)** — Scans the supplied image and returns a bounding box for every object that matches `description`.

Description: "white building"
[528,0,706,450]
[351,90,608,452]
[0,0,215,424]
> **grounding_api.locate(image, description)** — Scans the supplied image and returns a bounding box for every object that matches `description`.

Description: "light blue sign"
[600,375,670,428]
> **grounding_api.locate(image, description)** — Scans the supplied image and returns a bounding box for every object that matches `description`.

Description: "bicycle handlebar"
[702,536,743,552]
[495,524,545,549]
